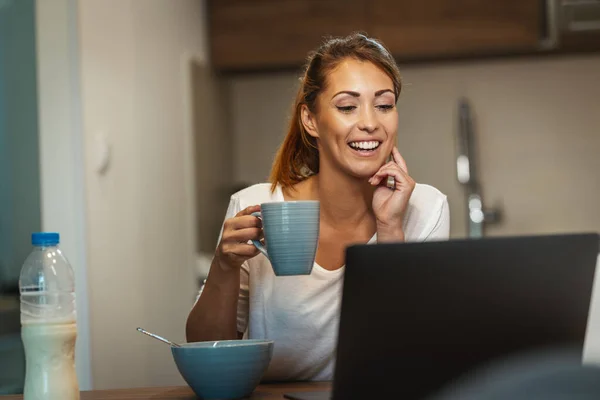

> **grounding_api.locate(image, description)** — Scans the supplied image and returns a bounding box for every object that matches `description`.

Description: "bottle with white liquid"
[19,232,79,400]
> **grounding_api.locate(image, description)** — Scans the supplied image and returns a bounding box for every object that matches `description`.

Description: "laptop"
[285,233,599,400]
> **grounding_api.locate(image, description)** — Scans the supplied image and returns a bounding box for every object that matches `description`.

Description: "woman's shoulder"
[230,183,281,206]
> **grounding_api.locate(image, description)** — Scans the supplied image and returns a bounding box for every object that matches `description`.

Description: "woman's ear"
[301,104,319,139]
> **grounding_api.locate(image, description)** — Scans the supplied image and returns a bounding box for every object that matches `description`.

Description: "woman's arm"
[186,200,260,342]
[186,254,242,341]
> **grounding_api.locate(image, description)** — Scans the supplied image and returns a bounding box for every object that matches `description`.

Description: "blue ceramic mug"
[251,201,319,276]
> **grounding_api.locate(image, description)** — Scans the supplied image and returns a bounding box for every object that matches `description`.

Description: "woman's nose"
[357,107,377,133]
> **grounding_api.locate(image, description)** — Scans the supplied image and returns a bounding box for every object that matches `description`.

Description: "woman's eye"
[336,106,356,113]
[376,104,395,111]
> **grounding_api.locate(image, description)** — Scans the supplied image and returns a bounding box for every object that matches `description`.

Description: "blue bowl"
[171,339,274,399]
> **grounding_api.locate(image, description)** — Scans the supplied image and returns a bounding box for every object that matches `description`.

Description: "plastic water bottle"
[19,232,80,400]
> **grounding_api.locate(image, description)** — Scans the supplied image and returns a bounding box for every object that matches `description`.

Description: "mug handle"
[251,212,269,259]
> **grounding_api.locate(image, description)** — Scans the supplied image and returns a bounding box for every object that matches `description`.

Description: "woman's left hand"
[369,146,416,242]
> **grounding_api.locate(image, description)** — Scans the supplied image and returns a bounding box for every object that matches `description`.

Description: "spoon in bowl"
[136,327,182,348]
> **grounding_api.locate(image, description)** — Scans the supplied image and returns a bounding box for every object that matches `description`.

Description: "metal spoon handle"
[137,327,181,347]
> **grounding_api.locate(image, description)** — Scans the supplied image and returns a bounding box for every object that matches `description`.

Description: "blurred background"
[0,0,599,394]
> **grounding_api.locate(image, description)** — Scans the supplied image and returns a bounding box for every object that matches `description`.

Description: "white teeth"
[349,141,380,150]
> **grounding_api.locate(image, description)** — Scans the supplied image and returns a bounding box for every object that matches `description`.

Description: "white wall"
[228,55,600,238]
[76,0,206,389]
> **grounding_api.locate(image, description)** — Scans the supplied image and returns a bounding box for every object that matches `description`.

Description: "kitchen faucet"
[456,97,502,238]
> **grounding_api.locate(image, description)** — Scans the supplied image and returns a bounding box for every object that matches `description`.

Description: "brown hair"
[269,32,402,192]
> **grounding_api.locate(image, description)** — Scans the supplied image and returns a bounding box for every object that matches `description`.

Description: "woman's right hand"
[215,205,263,272]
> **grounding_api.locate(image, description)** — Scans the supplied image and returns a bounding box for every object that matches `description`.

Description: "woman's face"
[302,58,398,179]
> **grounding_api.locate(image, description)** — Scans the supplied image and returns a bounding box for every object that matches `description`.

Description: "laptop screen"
[332,233,599,399]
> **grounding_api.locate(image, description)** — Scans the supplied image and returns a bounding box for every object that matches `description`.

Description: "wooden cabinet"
[370,0,541,59]
[209,0,369,70]
[207,0,598,71]
[557,0,600,53]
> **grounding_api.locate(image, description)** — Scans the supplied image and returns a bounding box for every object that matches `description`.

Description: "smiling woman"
[270,35,401,187]
[187,33,450,382]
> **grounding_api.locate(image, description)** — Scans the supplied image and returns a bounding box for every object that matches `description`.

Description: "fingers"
[224,227,263,242]
[370,163,414,189]
[222,243,260,258]
[225,215,262,231]
[369,146,412,188]
[216,205,265,269]
[224,205,262,231]
[391,146,408,174]
[379,161,397,170]
[222,204,264,243]
[236,205,261,217]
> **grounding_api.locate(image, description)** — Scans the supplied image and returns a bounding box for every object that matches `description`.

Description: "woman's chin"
[347,168,380,181]
[336,158,386,180]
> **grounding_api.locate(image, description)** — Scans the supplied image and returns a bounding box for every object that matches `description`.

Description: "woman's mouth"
[348,140,381,156]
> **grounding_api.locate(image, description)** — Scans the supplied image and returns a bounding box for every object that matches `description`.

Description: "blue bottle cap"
[31,232,60,246]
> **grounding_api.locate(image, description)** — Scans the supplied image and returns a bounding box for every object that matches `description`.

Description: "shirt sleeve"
[195,195,250,335]
[424,196,450,241]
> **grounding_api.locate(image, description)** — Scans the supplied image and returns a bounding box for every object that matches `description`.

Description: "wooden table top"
[0,381,331,399]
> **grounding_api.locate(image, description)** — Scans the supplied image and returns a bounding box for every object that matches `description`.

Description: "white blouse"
[203,182,450,381]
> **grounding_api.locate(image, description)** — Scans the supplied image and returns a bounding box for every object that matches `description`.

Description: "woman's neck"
[285,167,375,229]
